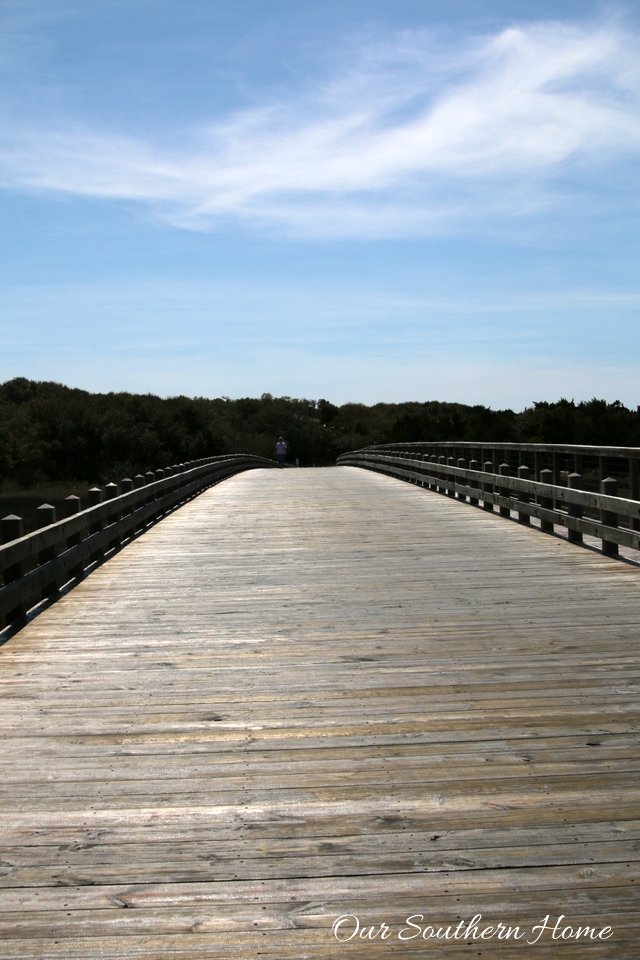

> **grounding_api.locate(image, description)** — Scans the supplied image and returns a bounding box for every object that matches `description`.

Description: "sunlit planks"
[0,466,639,958]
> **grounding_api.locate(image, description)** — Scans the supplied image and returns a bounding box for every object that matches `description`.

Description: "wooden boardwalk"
[0,467,639,958]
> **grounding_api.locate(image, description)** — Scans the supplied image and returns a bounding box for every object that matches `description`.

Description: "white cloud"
[1,19,639,235]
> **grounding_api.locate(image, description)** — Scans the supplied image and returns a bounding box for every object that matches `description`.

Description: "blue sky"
[1,1,639,407]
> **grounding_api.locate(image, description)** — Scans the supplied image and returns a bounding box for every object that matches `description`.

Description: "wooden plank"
[0,466,638,956]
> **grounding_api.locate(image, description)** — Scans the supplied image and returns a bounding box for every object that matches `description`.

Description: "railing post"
[104,483,120,547]
[88,487,103,507]
[539,469,554,532]
[599,456,608,487]
[64,495,81,517]
[36,503,56,528]
[446,457,456,497]
[468,459,479,505]
[498,463,511,517]
[35,504,59,597]
[457,459,467,501]
[134,474,145,489]
[630,458,640,532]
[1,514,23,544]
[88,487,104,561]
[601,477,619,556]
[567,473,583,544]
[63,496,84,578]
[517,466,530,524]
[417,454,425,487]
[429,455,438,489]
[105,482,119,518]
[154,468,167,512]
[483,461,494,511]
[1,515,25,622]
[1,514,25,611]
[437,456,446,493]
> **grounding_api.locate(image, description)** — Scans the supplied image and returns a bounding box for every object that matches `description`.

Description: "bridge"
[1,446,639,957]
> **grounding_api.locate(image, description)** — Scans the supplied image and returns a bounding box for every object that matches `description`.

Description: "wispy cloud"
[1,18,639,235]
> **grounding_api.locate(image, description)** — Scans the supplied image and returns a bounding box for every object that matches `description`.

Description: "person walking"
[275,437,287,467]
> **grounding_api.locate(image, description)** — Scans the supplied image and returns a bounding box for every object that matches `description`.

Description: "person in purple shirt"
[275,437,287,467]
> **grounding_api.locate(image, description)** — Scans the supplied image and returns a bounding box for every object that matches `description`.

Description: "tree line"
[1,378,639,489]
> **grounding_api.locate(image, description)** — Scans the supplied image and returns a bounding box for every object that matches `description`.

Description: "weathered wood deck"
[0,467,639,958]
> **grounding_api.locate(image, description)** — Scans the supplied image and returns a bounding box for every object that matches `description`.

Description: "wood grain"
[0,466,638,958]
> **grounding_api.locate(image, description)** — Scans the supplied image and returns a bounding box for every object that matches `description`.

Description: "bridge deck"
[0,467,638,958]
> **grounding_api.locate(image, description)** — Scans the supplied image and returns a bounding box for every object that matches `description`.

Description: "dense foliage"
[1,378,638,488]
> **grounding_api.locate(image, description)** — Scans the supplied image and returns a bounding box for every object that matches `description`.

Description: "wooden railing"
[337,443,640,559]
[0,454,275,630]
